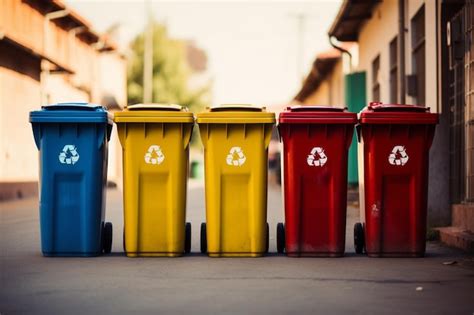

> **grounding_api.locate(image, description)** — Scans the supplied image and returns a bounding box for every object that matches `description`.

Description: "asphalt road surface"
[1,180,473,314]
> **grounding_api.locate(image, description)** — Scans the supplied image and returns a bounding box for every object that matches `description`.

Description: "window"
[411,5,425,106]
[389,36,398,103]
[372,55,380,101]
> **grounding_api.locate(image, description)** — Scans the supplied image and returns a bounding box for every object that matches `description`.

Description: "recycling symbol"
[226,146,246,166]
[388,145,409,166]
[144,145,165,165]
[307,147,327,167]
[58,145,80,165]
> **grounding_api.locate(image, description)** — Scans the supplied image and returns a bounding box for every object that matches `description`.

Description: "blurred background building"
[0,0,127,200]
[294,43,356,107]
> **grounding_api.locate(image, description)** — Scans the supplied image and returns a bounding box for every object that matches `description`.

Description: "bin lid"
[359,102,439,124]
[196,104,275,124]
[114,103,194,123]
[279,105,357,124]
[29,102,112,124]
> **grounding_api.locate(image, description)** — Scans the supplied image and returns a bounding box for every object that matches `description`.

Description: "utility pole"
[143,0,153,104]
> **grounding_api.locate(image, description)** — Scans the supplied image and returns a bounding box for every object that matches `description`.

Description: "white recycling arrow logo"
[58,144,80,165]
[144,145,165,165]
[307,147,327,167]
[388,145,409,166]
[226,146,246,166]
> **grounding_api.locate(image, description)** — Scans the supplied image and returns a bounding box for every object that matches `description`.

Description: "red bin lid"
[278,105,357,124]
[359,102,439,124]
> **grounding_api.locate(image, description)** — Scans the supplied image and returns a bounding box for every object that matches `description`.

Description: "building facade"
[295,0,473,249]
[0,0,127,200]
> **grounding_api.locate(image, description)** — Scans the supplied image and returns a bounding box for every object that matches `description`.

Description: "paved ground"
[1,180,473,314]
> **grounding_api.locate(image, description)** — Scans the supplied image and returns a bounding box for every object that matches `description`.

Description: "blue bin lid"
[29,102,112,124]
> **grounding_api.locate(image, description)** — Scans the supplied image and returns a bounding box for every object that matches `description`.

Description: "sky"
[66,0,342,107]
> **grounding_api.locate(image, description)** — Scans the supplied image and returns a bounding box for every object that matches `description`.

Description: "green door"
[344,72,366,186]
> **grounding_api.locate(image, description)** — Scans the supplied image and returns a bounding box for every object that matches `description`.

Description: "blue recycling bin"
[29,102,113,256]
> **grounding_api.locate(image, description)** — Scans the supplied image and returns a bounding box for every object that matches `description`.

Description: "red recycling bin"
[277,106,357,257]
[354,102,438,257]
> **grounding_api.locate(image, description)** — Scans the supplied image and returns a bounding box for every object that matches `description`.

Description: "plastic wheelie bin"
[29,102,113,256]
[277,106,357,257]
[197,104,275,257]
[354,102,438,257]
[114,104,194,257]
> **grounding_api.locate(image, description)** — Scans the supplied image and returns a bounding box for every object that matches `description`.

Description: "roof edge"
[328,0,380,42]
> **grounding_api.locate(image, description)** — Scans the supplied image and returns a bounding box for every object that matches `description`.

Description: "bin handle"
[42,103,102,111]
[209,104,265,112]
[126,104,186,111]
[286,105,347,112]
[368,103,430,112]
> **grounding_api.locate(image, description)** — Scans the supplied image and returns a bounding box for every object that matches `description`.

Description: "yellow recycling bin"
[197,104,275,257]
[114,104,194,257]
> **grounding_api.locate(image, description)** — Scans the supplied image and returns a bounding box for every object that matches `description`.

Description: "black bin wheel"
[185,222,192,254]
[354,222,365,254]
[200,222,207,254]
[102,222,113,254]
[265,222,270,254]
[277,223,285,254]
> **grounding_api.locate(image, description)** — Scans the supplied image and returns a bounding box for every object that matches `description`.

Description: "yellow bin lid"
[196,104,275,124]
[114,103,194,123]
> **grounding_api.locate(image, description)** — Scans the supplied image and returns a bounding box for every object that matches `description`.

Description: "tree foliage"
[127,22,209,114]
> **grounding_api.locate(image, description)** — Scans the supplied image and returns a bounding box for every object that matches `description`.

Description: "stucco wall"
[357,0,398,104]
[405,0,439,113]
